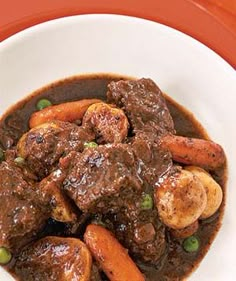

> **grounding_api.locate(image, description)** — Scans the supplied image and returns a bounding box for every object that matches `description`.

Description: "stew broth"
[0,74,226,281]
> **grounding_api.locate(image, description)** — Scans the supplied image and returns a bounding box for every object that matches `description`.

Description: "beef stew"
[0,74,226,281]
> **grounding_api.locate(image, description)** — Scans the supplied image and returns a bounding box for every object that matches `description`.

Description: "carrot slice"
[84,224,145,281]
[161,134,226,170]
[29,99,101,128]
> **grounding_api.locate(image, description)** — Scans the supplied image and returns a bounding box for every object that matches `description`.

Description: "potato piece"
[15,237,92,281]
[83,102,129,143]
[155,169,207,229]
[170,220,199,239]
[185,166,223,219]
[17,122,59,159]
[17,122,65,179]
[84,224,145,281]
[39,172,77,223]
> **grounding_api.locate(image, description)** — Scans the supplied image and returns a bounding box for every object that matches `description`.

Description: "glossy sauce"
[0,74,226,281]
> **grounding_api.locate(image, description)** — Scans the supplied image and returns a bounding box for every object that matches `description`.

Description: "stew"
[0,74,226,281]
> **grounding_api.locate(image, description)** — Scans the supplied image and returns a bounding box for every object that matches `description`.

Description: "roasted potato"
[15,236,92,281]
[185,166,223,219]
[83,102,129,144]
[155,168,207,229]
[39,172,77,223]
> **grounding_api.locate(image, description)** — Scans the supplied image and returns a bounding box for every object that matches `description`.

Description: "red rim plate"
[0,0,236,68]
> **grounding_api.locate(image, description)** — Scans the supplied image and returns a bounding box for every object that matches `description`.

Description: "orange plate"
[0,0,236,68]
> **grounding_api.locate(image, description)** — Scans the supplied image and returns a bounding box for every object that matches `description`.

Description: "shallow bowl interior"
[0,14,236,281]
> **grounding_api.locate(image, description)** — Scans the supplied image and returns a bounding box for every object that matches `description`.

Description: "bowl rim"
[0,0,236,67]
[1,13,235,74]
[0,13,236,281]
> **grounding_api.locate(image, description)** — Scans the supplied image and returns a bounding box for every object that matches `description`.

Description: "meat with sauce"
[0,161,50,252]
[61,137,172,263]
[107,78,175,135]
[112,205,167,264]
[0,75,226,281]
[62,144,143,213]
[14,236,92,281]
[17,121,95,179]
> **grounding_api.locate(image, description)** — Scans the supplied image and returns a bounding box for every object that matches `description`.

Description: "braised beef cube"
[62,144,143,213]
[107,78,175,135]
[0,162,50,252]
[132,134,173,187]
[17,121,95,179]
[113,204,167,264]
[14,236,92,281]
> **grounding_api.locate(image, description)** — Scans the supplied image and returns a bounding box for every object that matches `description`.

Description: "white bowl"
[0,14,236,281]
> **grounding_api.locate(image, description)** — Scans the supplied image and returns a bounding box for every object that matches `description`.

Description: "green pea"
[141,194,153,210]
[0,148,4,162]
[84,141,98,148]
[14,157,25,165]
[36,99,52,110]
[183,235,200,253]
[0,247,12,265]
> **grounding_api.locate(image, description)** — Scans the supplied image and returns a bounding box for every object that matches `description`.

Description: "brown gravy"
[0,74,226,281]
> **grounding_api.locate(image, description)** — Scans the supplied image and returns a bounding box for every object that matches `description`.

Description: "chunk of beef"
[62,144,143,213]
[62,134,173,210]
[132,133,173,187]
[0,162,50,253]
[17,121,95,179]
[113,206,167,264]
[107,78,175,135]
[14,237,92,281]
[93,191,167,265]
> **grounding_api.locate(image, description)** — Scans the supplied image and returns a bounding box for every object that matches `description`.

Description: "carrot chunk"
[84,224,145,281]
[29,99,101,128]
